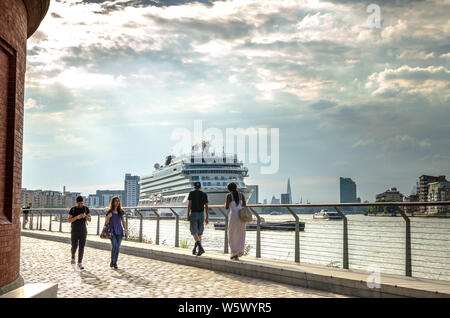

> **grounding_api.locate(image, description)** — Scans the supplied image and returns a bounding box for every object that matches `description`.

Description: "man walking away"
[187,182,208,256]
[22,202,32,229]
[68,196,91,270]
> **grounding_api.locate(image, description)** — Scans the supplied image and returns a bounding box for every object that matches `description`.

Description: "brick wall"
[0,0,28,288]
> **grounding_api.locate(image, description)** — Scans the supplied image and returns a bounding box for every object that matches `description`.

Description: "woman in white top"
[225,182,247,260]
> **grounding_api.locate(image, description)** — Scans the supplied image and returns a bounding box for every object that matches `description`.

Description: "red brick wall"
[0,0,27,288]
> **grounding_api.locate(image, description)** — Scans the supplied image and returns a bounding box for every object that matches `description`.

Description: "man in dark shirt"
[68,196,91,269]
[187,182,208,256]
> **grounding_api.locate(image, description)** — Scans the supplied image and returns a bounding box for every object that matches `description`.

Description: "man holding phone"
[68,196,91,269]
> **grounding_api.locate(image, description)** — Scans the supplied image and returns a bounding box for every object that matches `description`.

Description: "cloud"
[55,134,88,145]
[366,65,450,99]
[24,98,45,110]
[22,0,450,202]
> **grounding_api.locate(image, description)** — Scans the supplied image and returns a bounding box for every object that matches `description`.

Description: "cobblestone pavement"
[20,236,348,298]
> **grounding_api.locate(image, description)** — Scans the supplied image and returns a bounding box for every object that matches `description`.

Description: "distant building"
[281,193,290,204]
[418,175,447,212]
[263,199,267,205]
[376,187,404,202]
[247,185,259,204]
[124,173,140,207]
[427,181,450,214]
[21,188,80,208]
[95,190,125,207]
[286,178,292,204]
[404,194,420,214]
[340,177,358,203]
[63,190,81,208]
[88,194,101,207]
[270,196,280,204]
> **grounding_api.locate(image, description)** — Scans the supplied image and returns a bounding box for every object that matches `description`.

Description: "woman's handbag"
[100,223,113,239]
[239,206,253,223]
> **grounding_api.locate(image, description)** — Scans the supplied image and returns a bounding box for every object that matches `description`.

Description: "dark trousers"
[71,230,87,263]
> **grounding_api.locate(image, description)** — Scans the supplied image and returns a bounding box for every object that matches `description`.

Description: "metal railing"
[21,201,450,281]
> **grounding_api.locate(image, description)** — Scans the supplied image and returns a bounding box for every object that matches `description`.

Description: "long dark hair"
[227,182,240,205]
[108,196,124,217]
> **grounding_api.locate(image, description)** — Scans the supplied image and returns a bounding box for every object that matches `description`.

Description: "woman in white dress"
[225,182,247,260]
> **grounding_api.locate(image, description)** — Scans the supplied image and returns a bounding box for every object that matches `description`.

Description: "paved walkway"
[20,236,347,298]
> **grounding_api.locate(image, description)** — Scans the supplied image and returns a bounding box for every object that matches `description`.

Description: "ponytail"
[227,182,240,204]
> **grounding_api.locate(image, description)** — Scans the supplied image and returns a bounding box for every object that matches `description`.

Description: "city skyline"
[22,0,450,203]
[22,174,435,206]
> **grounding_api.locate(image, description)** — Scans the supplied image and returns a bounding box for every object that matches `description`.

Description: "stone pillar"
[0,0,49,294]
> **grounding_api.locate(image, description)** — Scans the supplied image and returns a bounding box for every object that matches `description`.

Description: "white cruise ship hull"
[139,187,253,218]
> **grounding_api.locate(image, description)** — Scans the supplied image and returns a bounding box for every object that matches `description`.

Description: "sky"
[23,0,450,203]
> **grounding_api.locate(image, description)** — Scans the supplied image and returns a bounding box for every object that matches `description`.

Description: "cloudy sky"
[23,0,450,203]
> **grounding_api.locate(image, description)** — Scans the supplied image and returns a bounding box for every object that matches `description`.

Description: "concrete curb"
[22,231,450,298]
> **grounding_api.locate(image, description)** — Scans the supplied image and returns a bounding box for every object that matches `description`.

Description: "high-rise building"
[427,180,450,214]
[286,178,292,204]
[95,190,125,207]
[418,175,446,212]
[124,173,140,207]
[281,193,290,204]
[340,177,358,203]
[263,199,267,205]
[247,185,259,204]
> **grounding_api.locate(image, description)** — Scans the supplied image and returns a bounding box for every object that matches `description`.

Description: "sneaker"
[192,242,198,255]
[113,262,118,269]
[71,258,75,265]
[110,261,114,268]
[77,263,84,270]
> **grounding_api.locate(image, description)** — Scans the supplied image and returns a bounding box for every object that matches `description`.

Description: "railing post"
[169,208,180,247]
[334,206,349,269]
[59,211,63,232]
[399,207,412,277]
[217,208,229,254]
[95,211,99,235]
[286,207,300,263]
[248,207,261,258]
[38,211,42,230]
[30,212,33,230]
[125,214,129,241]
[136,210,143,243]
[49,212,52,232]
[151,209,160,245]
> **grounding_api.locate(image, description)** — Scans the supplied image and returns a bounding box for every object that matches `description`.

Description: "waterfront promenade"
[20,230,450,298]
[20,235,346,298]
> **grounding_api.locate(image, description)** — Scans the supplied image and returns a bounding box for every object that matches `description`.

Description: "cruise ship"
[138,142,253,217]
